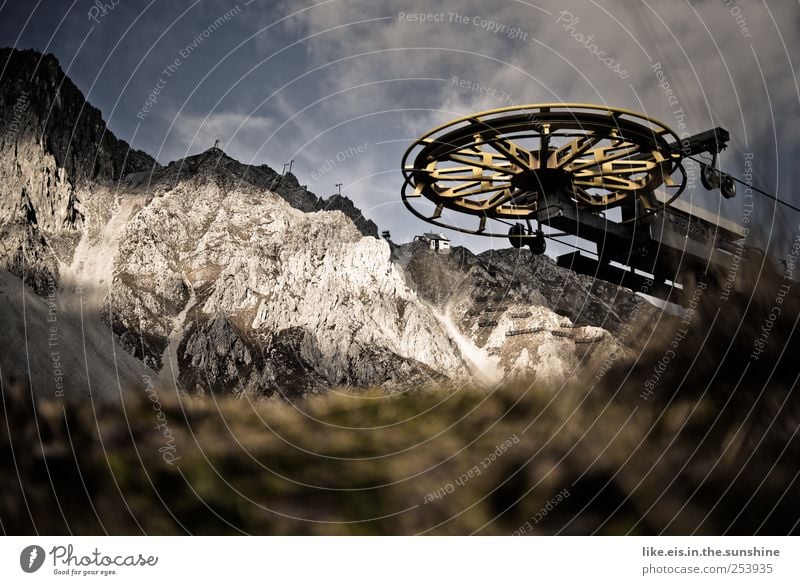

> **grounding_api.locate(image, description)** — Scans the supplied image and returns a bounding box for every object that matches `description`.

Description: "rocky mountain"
[0,48,657,401]
[109,150,463,396]
[0,48,157,297]
[394,243,652,386]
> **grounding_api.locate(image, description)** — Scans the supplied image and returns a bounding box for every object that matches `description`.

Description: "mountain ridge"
[0,47,653,399]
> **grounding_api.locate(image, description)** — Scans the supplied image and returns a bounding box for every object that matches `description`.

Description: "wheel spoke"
[574,173,642,191]
[430,172,512,182]
[482,188,515,209]
[566,142,640,172]
[487,137,536,170]
[549,134,603,168]
[447,153,514,173]
[539,124,551,168]
[599,159,657,175]
[437,182,511,199]
[429,165,483,175]
[573,186,627,207]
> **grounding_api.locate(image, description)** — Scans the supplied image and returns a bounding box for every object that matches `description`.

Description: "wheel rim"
[401,103,687,237]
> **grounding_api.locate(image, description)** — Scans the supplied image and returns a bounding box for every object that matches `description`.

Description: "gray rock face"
[0,268,154,402]
[0,48,158,296]
[393,243,654,388]
[109,169,464,396]
[319,193,379,238]
[0,48,157,185]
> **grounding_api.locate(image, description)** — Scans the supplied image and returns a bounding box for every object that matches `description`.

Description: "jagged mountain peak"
[318,192,379,238]
[1,48,376,238]
[0,47,158,183]
[127,146,318,209]
[123,146,379,237]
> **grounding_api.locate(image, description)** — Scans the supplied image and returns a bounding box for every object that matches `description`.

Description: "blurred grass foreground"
[2,251,800,535]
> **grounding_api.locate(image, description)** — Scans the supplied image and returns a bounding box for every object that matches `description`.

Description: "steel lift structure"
[401,103,744,303]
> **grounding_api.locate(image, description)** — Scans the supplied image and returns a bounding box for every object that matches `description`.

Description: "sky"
[1,0,799,257]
